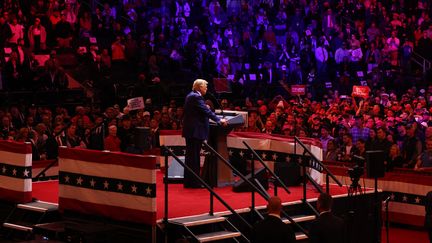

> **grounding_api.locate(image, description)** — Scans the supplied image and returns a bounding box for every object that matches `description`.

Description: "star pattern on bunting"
[76,177,83,185]
[59,171,156,198]
[0,163,32,179]
[261,152,267,159]
[90,179,96,187]
[146,186,152,195]
[229,150,233,156]
[103,180,109,189]
[381,192,427,207]
[131,185,138,193]
[239,151,244,157]
[117,182,124,191]
[272,153,278,160]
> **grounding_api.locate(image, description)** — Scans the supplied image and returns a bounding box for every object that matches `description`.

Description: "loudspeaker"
[366,150,385,178]
[232,168,268,192]
[274,162,301,186]
[135,127,151,151]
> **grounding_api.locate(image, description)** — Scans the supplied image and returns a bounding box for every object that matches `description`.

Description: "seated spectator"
[353,138,367,158]
[339,133,354,161]
[34,123,48,159]
[0,116,14,140]
[149,118,160,148]
[65,124,86,148]
[402,123,423,168]
[245,113,261,132]
[104,125,121,152]
[370,127,391,155]
[159,112,172,130]
[415,139,432,172]
[320,126,334,154]
[260,119,272,134]
[386,144,404,171]
[324,139,339,161]
[251,196,296,243]
[309,193,347,243]
[350,116,370,144]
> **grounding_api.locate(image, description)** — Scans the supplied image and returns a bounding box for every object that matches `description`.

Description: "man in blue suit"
[182,79,226,188]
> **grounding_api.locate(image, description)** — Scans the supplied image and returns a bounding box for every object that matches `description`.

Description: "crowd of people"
[1,84,432,172]
[1,0,432,96]
[0,0,432,172]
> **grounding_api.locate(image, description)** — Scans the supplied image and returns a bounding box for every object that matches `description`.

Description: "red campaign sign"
[291,85,306,95]
[352,85,370,98]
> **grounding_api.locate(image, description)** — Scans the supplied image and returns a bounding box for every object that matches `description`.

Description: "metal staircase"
[168,215,244,242]
[1,200,60,240]
[161,136,343,242]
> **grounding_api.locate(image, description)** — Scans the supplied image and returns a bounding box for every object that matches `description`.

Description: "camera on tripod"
[347,155,365,195]
[348,165,364,180]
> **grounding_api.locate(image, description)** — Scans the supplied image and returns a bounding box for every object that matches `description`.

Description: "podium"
[203,112,244,187]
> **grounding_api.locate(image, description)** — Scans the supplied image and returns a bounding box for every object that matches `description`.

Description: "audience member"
[104,125,121,152]
[309,193,346,243]
[251,196,296,243]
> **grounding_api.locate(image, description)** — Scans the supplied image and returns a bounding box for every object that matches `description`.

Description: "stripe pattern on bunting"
[325,163,431,227]
[58,148,157,225]
[0,141,32,203]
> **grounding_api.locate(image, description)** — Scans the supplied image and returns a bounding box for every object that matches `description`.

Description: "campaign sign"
[127,97,145,110]
[291,85,306,95]
[352,86,370,99]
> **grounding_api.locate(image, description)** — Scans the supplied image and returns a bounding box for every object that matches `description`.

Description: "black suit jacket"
[251,215,296,243]
[309,212,347,243]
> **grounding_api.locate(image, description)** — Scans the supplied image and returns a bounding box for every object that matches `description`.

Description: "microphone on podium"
[207,92,225,118]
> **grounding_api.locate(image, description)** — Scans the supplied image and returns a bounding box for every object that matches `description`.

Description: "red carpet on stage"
[33,172,347,219]
[32,171,349,219]
[31,171,429,243]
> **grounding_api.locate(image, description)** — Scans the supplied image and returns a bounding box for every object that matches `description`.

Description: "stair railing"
[411,51,432,73]
[202,142,310,237]
[161,146,253,232]
[294,137,343,196]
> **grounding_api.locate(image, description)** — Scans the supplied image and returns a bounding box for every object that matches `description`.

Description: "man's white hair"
[192,79,208,91]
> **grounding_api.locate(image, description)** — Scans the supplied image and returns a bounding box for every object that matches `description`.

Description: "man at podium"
[182,79,227,188]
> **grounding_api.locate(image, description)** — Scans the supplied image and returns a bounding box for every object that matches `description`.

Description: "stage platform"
[32,170,368,221]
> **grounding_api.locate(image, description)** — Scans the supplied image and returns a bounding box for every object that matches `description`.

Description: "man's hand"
[220,118,228,126]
